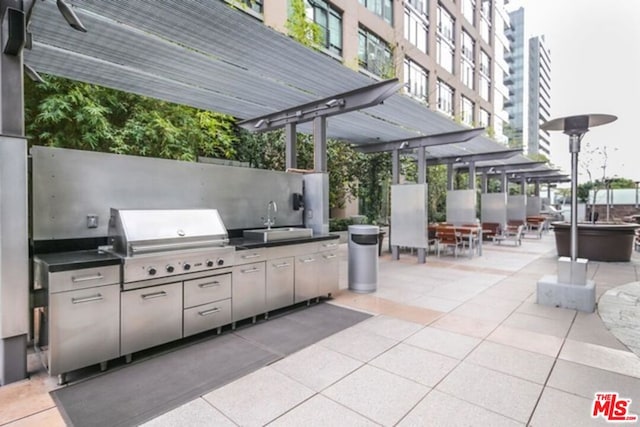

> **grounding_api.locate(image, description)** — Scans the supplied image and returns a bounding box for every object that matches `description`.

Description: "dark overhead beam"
[353,127,484,154]
[487,169,561,178]
[456,160,546,173]
[237,78,403,132]
[423,148,522,166]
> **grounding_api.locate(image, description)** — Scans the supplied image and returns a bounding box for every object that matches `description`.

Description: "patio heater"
[536,114,616,312]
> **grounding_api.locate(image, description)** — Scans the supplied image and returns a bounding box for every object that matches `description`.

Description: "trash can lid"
[348,224,380,235]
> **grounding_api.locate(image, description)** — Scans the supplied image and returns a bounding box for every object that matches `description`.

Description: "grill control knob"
[166,265,175,273]
[217,258,225,266]
[206,260,214,267]
[148,267,157,276]
[183,263,191,271]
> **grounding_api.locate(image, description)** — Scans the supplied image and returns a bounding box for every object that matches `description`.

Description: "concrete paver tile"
[369,343,458,387]
[203,367,314,426]
[547,359,640,404]
[487,325,564,357]
[316,326,398,362]
[322,365,429,426]
[398,390,524,427]
[431,313,501,338]
[353,314,423,341]
[404,326,481,359]
[465,341,555,384]
[529,387,612,427]
[141,398,235,427]
[558,339,640,379]
[270,344,363,392]
[435,362,542,423]
[268,394,379,427]
[501,312,572,338]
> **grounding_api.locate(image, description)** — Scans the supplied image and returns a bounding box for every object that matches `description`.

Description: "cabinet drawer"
[49,265,120,293]
[266,257,294,312]
[184,273,231,308]
[235,248,267,265]
[121,282,182,356]
[183,299,231,337]
[48,284,120,375]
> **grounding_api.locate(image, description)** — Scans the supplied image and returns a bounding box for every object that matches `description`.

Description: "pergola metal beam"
[456,160,546,173]
[353,128,484,154]
[237,78,403,132]
[486,169,562,179]
[424,148,522,166]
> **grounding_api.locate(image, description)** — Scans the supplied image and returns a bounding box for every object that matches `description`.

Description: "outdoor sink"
[243,227,313,242]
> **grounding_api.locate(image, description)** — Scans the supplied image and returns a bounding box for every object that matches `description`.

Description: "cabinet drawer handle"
[71,273,103,283]
[198,281,220,288]
[273,262,291,268]
[323,254,337,259]
[300,258,315,263]
[323,243,338,248]
[242,253,261,259]
[241,267,261,274]
[71,294,103,304]
[198,307,221,316]
[141,291,167,300]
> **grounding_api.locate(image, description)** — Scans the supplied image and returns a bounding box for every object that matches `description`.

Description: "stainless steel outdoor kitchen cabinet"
[232,261,266,322]
[45,264,121,376]
[265,256,295,311]
[183,273,232,337]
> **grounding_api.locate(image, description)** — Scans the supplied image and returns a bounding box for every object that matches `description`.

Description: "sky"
[508,0,640,182]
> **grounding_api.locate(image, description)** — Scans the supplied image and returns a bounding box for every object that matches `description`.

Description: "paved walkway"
[1,232,639,426]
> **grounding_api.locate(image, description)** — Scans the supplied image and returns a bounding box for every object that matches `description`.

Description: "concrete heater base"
[537,275,596,313]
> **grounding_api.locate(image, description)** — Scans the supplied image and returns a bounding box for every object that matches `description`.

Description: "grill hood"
[108,208,229,257]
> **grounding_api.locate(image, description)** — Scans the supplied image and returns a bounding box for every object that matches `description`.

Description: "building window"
[306,0,343,56]
[480,0,491,43]
[437,37,454,73]
[461,96,474,126]
[359,0,393,25]
[461,0,475,26]
[437,5,454,43]
[358,27,393,77]
[404,7,428,54]
[461,31,475,89]
[479,50,491,77]
[237,0,263,14]
[407,0,428,16]
[479,75,491,101]
[403,58,428,103]
[437,79,454,117]
[479,108,490,127]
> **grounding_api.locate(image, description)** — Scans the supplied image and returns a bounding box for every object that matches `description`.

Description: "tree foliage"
[25,76,238,162]
[285,0,323,49]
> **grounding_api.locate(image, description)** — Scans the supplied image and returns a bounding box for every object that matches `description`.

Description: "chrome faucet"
[263,200,277,229]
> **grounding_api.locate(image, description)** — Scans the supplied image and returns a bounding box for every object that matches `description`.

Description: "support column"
[447,164,454,191]
[467,161,476,190]
[500,171,507,193]
[534,181,540,197]
[520,178,526,196]
[285,123,296,170]
[481,173,488,193]
[391,149,400,260]
[313,116,326,172]
[417,147,426,263]
[0,0,29,385]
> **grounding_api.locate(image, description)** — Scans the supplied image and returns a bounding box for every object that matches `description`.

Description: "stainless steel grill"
[108,208,235,285]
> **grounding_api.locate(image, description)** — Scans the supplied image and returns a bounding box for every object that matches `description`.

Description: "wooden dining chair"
[436,227,465,257]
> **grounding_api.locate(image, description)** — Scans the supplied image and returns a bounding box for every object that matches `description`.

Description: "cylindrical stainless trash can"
[348,225,379,293]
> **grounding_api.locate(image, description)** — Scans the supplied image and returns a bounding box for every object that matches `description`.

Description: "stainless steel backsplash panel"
[32,146,303,240]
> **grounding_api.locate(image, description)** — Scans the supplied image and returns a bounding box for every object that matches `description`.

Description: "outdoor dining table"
[429,224,483,258]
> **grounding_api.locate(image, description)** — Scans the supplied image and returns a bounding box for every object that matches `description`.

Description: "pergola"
[0,0,566,383]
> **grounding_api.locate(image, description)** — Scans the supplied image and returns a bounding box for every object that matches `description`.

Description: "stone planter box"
[552,221,640,262]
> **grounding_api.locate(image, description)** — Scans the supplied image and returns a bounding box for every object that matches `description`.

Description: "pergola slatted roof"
[23,0,562,173]
[25,0,507,152]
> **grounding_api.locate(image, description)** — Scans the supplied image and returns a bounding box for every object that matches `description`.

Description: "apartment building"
[238,0,510,142]
[505,7,552,156]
